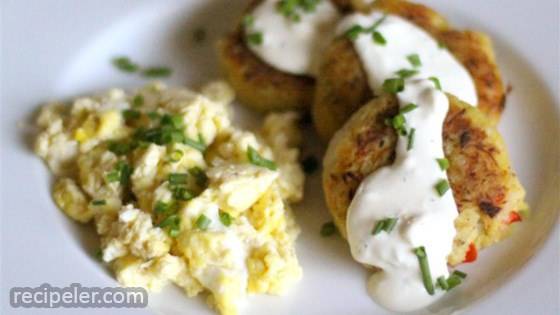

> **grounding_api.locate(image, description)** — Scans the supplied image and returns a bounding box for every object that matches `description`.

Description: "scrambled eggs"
[35,81,305,315]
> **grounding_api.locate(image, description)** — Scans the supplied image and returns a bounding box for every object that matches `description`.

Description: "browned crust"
[312,0,505,141]
[217,28,315,112]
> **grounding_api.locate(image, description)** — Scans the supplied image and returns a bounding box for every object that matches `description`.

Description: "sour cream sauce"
[246,0,341,76]
[339,12,477,312]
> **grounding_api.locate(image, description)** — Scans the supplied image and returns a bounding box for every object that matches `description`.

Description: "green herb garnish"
[276,0,319,22]
[445,270,467,290]
[154,201,172,214]
[247,146,277,170]
[169,173,189,185]
[91,199,106,206]
[414,246,435,295]
[243,15,255,28]
[407,54,422,67]
[219,211,232,227]
[407,128,415,151]
[400,103,418,113]
[123,109,141,121]
[172,187,194,201]
[247,32,263,45]
[142,66,172,78]
[196,214,211,230]
[436,158,449,171]
[169,150,184,162]
[345,15,386,41]
[95,248,103,261]
[345,25,364,40]
[106,161,132,185]
[387,113,407,136]
[372,218,398,235]
[372,31,386,45]
[395,69,418,79]
[320,221,337,237]
[132,94,144,107]
[429,76,442,90]
[184,135,206,152]
[158,214,181,237]
[382,77,405,94]
[437,276,449,290]
[107,141,134,156]
[112,56,139,73]
[434,179,450,196]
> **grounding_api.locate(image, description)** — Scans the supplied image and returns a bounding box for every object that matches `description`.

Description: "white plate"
[1,1,559,314]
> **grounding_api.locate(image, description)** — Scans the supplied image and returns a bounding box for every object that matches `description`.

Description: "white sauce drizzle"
[247,0,341,76]
[337,12,478,105]
[340,12,477,312]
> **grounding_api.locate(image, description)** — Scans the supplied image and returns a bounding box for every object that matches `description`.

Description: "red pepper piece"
[463,243,477,263]
[506,211,522,224]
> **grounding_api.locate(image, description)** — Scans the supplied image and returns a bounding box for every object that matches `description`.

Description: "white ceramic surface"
[1,1,558,315]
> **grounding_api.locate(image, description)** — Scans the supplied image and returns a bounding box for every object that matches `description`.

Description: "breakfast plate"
[1,0,558,315]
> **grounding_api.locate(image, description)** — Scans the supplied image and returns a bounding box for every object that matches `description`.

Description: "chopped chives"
[105,171,120,183]
[147,111,161,121]
[407,128,415,151]
[383,218,398,232]
[382,77,405,94]
[390,113,407,136]
[154,201,171,214]
[172,187,194,201]
[400,103,418,113]
[169,149,184,162]
[247,146,277,170]
[169,226,181,238]
[142,66,172,78]
[184,136,206,152]
[168,173,189,185]
[95,248,103,261]
[434,179,450,196]
[345,25,364,40]
[436,158,449,171]
[372,31,386,45]
[407,54,422,67]
[446,274,462,290]
[452,270,467,279]
[123,109,141,121]
[437,276,449,290]
[132,94,144,107]
[372,218,398,235]
[158,214,180,228]
[372,221,386,235]
[91,199,106,206]
[320,221,337,237]
[243,15,255,28]
[414,246,435,295]
[196,214,211,230]
[247,32,263,45]
[429,77,442,90]
[219,211,232,227]
[161,114,184,129]
[112,56,139,73]
[395,69,418,79]
[107,141,133,156]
